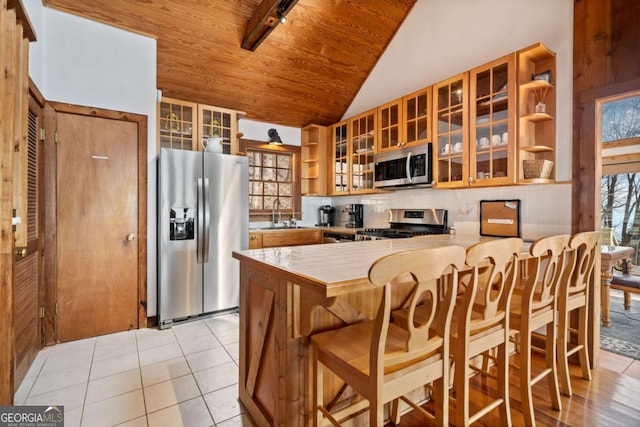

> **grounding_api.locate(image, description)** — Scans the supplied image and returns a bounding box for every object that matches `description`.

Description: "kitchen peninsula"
[232,235,487,426]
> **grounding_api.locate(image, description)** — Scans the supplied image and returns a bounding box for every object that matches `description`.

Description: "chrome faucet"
[272,198,283,227]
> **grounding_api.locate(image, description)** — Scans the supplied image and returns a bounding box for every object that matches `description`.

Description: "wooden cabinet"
[158,97,244,154]
[158,97,197,151]
[329,111,377,195]
[349,109,376,193]
[517,43,556,183]
[433,54,521,188]
[301,125,328,196]
[433,73,469,188]
[249,233,263,249]
[197,104,242,154]
[469,54,516,186]
[330,120,349,195]
[377,87,431,153]
[249,229,322,249]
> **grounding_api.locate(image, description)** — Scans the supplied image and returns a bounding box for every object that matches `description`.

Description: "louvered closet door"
[14,103,42,389]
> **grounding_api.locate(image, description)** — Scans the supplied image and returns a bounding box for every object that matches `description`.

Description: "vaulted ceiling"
[43,0,416,128]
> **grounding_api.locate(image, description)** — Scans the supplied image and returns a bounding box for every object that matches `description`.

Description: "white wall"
[239,119,301,146]
[345,0,573,181]
[25,3,160,316]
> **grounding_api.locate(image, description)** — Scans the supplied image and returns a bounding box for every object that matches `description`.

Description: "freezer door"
[202,153,249,313]
[158,149,204,326]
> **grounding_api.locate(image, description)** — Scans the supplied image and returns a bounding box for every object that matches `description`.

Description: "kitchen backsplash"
[299,183,571,241]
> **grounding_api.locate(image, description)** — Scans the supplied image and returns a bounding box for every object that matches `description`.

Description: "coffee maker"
[318,205,335,226]
[345,204,363,228]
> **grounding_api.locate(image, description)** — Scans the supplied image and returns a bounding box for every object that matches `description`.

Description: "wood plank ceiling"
[43,0,416,128]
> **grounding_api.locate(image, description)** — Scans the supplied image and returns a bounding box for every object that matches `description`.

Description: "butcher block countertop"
[233,234,487,297]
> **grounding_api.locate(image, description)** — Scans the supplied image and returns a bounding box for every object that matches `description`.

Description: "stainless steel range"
[357,208,449,238]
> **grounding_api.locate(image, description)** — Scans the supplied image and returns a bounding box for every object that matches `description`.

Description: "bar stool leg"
[520,329,535,427]
[546,322,562,411]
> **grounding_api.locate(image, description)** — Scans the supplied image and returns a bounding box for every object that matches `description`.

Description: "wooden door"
[13,95,44,389]
[56,112,139,342]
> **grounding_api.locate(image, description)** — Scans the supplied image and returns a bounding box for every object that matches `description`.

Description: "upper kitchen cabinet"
[197,104,243,154]
[433,54,520,188]
[349,109,376,193]
[377,87,431,153]
[301,124,328,196]
[330,120,350,195]
[329,110,377,195]
[517,43,556,183]
[433,73,469,188]
[158,97,197,151]
[470,54,517,186]
[157,97,244,154]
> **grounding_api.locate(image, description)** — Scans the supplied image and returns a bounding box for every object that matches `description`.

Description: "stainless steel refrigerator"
[158,148,248,328]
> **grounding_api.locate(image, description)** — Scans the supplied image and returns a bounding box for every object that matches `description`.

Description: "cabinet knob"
[250,235,257,240]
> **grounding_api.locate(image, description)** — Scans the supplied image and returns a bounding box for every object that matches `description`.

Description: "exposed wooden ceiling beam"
[241,0,298,52]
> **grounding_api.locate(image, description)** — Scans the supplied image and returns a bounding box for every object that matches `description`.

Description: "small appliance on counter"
[345,204,364,228]
[318,205,335,226]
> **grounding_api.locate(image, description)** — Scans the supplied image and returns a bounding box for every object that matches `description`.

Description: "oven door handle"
[406,151,413,183]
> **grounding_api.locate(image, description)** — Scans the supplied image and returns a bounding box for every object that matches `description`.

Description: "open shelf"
[520,112,554,123]
[520,145,554,153]
[301,124,328,196]
[520,80,554,92]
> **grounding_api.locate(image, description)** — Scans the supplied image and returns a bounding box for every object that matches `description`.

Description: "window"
[248,150,293,210]
[239,139,301,221]
[600,91,640,262]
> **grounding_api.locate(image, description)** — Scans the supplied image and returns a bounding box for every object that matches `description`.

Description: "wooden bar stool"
[557,231,599,396]
[310,246,466,427]
[450,237,523,427]
[509,234,570,427]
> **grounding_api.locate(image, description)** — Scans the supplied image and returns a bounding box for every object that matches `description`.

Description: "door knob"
[15,248,27,257]
[126,233,136,241]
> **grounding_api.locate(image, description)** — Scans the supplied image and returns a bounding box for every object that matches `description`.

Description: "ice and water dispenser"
[169,208,195,240]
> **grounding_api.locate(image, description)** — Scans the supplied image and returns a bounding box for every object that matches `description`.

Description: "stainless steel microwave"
[373,143,433,189]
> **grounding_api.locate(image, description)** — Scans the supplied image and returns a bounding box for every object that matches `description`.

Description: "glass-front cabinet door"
[198,104,237,154]
[331,121,349,195]
[377,88,430,153]
[403,87,431,148]
[158,97,197,150]
[433,73,468,188]
[470,55,516,185]
[350,109,376,193]
[378,99,400,152]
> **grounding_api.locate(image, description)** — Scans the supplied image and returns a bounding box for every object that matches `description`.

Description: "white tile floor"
[13,313,254,427]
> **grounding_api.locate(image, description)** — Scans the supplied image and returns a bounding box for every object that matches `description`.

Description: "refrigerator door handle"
[202,178,211,263]
[197,178,204,264]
